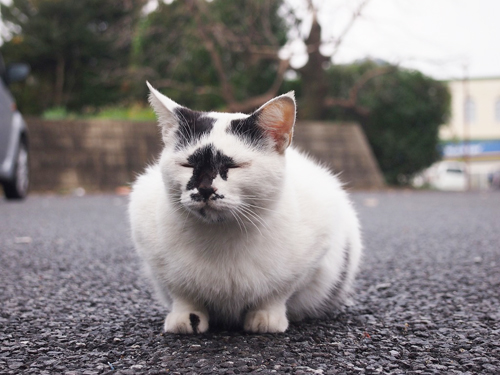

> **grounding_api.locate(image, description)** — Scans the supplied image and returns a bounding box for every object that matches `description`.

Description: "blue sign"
[442,140,500,158]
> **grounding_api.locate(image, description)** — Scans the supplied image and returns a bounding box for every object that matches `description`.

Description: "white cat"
[128,82,362,334]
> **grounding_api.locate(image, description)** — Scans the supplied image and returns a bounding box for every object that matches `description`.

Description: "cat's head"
[147,82,296,224]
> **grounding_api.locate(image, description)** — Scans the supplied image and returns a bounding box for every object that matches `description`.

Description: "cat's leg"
[287,233,362,321]
[244,298,289,333]
[286,264,338,321]
[164,297,209,334]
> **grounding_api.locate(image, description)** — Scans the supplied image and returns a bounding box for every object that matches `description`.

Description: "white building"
[439,77,500,189]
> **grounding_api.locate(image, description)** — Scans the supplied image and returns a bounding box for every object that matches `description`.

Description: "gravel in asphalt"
[1,191,499,374]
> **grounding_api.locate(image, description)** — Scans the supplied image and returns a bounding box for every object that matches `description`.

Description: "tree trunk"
[297,17,329,120]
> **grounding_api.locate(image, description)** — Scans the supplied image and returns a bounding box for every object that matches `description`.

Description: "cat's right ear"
[254,91,296,154]
[147,81,181,142]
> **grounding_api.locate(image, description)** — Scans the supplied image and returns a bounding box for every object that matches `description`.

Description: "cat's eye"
[229,162,250,169]
[180,163,194,168]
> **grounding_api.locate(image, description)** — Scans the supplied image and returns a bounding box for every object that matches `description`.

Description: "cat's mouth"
[184,198,231,223]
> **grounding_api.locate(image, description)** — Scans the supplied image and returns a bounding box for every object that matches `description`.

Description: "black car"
[0,54,30,199]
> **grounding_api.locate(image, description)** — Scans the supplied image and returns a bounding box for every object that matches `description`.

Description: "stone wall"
[293,121,385,189]
[26,118,384,192]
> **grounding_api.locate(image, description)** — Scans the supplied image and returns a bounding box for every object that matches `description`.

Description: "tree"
[296,0,380,119]
[324,61,451,184]
[0,0,375,114]
[156,0,378,115]
[128,0,224,111]
[130,0,290,112]
[1,0,146,113]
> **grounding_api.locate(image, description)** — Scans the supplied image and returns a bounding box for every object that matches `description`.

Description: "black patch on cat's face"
[174,107,215,149]
[229,113,265,147]
[185,144,237,197]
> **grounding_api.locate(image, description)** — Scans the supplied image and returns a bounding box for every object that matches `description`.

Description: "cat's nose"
[198,186,216,200]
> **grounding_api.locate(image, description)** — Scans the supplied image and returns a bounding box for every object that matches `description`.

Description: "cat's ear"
[255,91,296,154]
[146,81,181,141]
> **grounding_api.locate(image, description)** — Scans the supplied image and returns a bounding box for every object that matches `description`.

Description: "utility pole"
[463,64,471,191]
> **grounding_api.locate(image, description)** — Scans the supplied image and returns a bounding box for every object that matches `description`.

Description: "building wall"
[441,78,500,140]
[438,78,500,189]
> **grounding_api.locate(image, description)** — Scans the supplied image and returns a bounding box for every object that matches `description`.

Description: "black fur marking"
[174,107,215,149]
[229,113,265,147]
[190,192,224,202]
[189,313,200,334]
[186,144,236,200]
[190,193,204,202]
[328,244,351,304]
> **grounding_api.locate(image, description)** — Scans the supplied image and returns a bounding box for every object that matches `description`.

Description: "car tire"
[3,141,29,199]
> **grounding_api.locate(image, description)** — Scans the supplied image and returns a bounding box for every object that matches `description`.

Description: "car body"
[413,161,468,191]
[0,54,30,199]
[489,169,500,190]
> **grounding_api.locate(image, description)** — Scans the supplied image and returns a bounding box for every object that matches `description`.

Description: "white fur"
[129,87,362,334]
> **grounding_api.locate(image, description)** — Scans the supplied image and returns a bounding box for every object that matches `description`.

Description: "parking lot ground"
[1,191,499,374]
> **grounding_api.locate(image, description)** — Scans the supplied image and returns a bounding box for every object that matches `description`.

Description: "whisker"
[180,206,191,231]
[236,207,264,236]
[239,194,277,202]
[238,206,270,231]
[239,202,278,214]
[229,209,246,237]
[233,208,250,238]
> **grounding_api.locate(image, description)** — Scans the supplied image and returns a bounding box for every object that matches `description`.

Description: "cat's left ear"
[255,91,296,154]
[146,81,181,142]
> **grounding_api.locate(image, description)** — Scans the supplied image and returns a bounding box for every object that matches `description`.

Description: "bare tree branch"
[172,0,376,115]
[300,0,371,59]
[153,79,221,97]
[187,0,236,106]
[228,58,290,112]
[324,66,395,115]
[209,23,282,60]
[329,0,371,61]
[186,0,289,113]
[200,1,283,62]
[261,0,280,46]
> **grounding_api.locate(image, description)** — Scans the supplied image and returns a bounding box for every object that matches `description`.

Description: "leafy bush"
[42,105,155,121]
[325,62,451,185]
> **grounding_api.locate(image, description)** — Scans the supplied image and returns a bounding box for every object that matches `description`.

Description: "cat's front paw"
[244,309,289,333]
[164,311,209,334]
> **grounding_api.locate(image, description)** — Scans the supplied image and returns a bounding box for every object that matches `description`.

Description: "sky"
[288,0,500,80]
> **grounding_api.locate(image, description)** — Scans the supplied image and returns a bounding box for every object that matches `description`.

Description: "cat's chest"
[163,231,294,301]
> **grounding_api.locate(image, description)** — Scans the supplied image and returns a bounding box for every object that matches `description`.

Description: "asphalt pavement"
[1,191,499,374]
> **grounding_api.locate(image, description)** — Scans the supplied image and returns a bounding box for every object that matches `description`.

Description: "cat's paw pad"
[244,309,289,333]
[164,311,209,334]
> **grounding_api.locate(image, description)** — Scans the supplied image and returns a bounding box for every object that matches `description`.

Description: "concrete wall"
[26,118,384,192]
[293,121,385,189]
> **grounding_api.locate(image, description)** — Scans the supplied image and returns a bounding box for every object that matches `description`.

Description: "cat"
[128,82,362,334]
